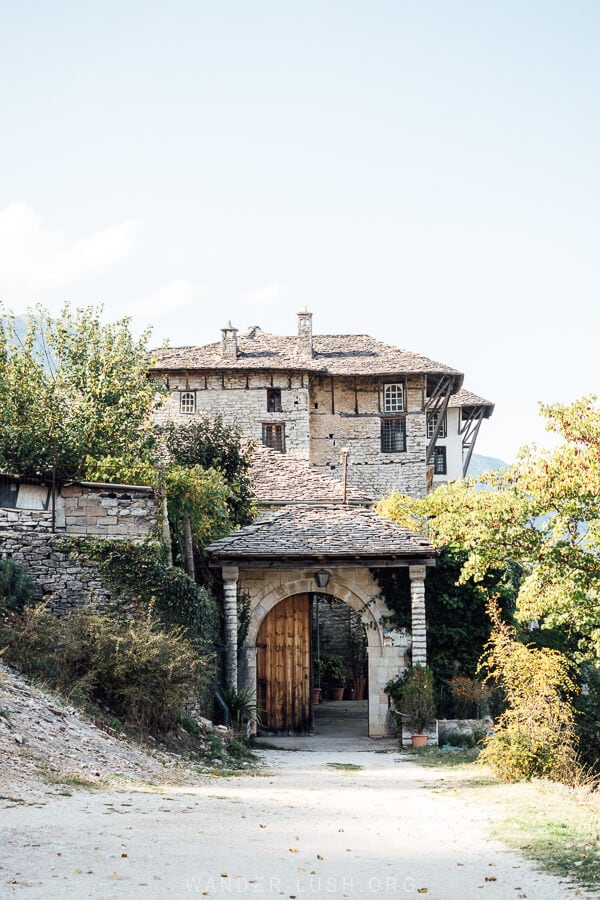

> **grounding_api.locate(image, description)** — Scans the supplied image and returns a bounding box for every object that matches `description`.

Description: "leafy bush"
[63,539,219,647]
[449,676,492,718]
[1,603,208,733]
[479,599,580,784]
[0,558,36,614]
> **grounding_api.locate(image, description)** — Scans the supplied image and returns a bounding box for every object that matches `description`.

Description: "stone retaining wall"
[0,531,112,615]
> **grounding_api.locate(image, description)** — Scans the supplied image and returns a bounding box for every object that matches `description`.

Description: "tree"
[158,418,255,528]
[0,305,162,481]
[377,395,600,665]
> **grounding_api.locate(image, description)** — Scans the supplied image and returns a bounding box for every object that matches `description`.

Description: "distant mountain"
[466,453,509,477]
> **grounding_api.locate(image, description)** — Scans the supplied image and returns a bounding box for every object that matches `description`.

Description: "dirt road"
[1,746,578,899]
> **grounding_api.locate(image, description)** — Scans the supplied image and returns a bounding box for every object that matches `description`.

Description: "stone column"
[222,566,239,690]
[409,565,427,666]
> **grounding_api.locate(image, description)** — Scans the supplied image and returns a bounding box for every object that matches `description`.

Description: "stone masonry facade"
[0,482,157,616]
[154,370,430,500]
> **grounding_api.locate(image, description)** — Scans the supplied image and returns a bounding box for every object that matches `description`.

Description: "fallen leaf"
[221,873,228,878]
[316,854,324,860]
[485,877,496,882]
[121,853,128,858]
[417,890,428,895]
[289,848,298,853]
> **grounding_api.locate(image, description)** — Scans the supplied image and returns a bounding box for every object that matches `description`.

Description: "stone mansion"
[150,311,493,501]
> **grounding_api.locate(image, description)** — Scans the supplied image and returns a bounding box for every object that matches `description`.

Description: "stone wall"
[0,531,112,615]
[0,483,156,538]
[0,482,157,615]
[309,374,428,500]
[153,372,311,461]
[153,370,429,501]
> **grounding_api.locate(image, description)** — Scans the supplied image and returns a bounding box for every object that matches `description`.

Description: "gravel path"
[1,746,579,899]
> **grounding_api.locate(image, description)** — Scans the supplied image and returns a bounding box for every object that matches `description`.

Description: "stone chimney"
[221,322,238,360]
[297,309,313,357]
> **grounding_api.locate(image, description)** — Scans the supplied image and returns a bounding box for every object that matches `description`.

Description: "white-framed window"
[180,391,196,414]
[381,417,406,453]
[427,412,447,439]
[383,383,404,413]
[262,423,285,452]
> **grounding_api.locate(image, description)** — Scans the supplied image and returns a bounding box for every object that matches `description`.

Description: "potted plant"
[319,654,347,701]
[386,664,436,747]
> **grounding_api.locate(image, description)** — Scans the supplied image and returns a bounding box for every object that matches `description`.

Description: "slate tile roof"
[449,389,494,417]
[249,445,370,505]
[206,504,436,562]
[150,326,463,384]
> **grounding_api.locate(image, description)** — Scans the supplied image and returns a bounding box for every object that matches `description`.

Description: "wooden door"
[256,594,311,734]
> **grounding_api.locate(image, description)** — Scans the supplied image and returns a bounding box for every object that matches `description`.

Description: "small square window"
[381,417,406,453]
[267,388,282,412]
[383,383,404,413]
[433,446,447,475]
[180,391,196,414]
[262,423,285,452]
[427,412,447,439]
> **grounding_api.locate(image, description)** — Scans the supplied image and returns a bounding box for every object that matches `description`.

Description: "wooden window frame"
[262,423,286,453]
[266,388,282,412]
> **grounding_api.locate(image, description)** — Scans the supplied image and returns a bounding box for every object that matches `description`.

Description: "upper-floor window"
[381,417,406,453]
[262,423,285,452]
[267,388,282,412]
[383,383,404,413]
[180,391,196,414]
[432,445,447,475]
[427,412,447,439]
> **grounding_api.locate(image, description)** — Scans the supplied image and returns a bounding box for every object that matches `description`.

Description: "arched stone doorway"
[241,570,406,737]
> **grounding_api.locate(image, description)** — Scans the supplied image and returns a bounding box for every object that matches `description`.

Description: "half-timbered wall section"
[154,371,311,462]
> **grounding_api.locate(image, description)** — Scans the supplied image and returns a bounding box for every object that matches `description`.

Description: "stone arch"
[246,574,387,650]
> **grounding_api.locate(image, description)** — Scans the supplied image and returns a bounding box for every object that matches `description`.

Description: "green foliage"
[379,396,600,666]
[573,663,600,773]
[479,599,580,784]
[373,548,518,716]
[386,664,436,734]
[158,418,256,527]
[0,304,164,481]
[222,687,261,730]
[0,558,36,614]
[64,538,219,647]
[1,603,207,733]
[317,653,346,687]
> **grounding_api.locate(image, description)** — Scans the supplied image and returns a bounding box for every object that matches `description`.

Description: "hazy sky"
[1,2,598,462]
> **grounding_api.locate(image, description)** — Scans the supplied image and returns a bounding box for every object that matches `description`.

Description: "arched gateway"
[207,504,436,737]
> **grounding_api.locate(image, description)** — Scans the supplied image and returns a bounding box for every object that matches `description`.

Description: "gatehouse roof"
[206,504,436,567]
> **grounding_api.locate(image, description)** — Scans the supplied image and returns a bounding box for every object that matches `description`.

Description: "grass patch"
[40,771,103,791]
[326,762,363,771]
[492,782,600,891]
[408,746,481,768]
[406,748,600,891]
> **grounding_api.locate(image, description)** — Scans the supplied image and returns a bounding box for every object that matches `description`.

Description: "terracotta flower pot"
[411,734,428,748]
[329,687,345,701]
[312,687,322,705]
